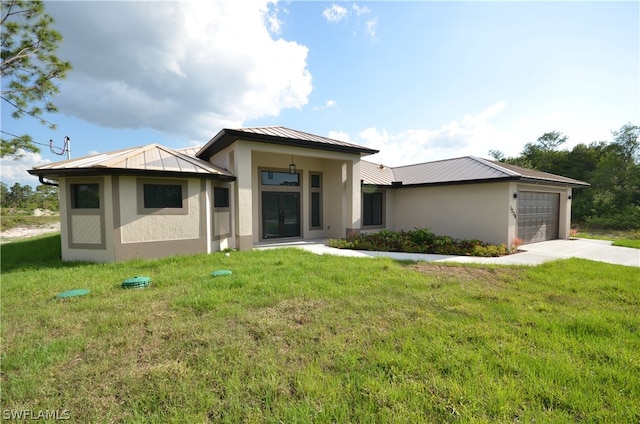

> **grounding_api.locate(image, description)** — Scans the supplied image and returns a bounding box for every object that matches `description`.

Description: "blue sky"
[2,1,638,186]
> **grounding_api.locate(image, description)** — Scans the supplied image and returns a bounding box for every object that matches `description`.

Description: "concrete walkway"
[256,238,639,267]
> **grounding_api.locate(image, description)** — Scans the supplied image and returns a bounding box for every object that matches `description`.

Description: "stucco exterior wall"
[59,176,116,262]
[391,182,511,245]
[107,176,210,261]
[117,176,202,243]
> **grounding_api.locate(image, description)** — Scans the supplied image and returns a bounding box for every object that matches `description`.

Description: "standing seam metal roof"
[28,144,233,179]
[361,156,589,187]
[197,126,379,158]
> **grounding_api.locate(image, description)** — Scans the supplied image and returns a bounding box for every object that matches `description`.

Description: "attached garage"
[517,191,560,243]
[360,156,589,249]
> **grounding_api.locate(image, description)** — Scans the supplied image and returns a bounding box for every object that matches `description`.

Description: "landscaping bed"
[328,228,514,257]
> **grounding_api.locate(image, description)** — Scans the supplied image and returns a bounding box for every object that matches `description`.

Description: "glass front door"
[262,192,300,239]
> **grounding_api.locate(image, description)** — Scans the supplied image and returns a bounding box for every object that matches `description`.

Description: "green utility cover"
[57,289,90,298]
[211,270,232,277]
[122,276,151,289]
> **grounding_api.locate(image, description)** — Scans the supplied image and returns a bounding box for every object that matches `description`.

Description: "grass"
[1,235,639,423]
[574,228,640,249]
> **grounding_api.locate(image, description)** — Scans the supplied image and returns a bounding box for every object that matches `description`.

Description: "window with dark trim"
[137,179,188,214]
[214,187,229,208]
[363,191,384,227]
[260,170,300,186]
[71,183,100,209]
[143,184,183,208]
[310,172,322,229]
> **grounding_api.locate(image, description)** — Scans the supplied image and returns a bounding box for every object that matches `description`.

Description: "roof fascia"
[27,168,236,182]
[364,175,590,189]
[518,177,590,188]
[362,176,522,188]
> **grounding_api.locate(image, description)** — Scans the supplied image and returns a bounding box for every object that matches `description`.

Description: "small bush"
[327,228,512,257]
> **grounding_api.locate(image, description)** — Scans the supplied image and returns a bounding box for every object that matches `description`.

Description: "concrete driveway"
[257,238,639,267]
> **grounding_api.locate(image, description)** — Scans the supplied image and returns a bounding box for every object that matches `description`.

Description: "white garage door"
[517,191,560,244]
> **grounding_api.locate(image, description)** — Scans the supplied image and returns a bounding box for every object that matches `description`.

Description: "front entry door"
[262,192,300,239]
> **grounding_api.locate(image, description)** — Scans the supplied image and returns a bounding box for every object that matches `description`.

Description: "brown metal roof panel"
[229,126,378,152]
[360,161,395,185]
[157,148,183,172]
[485,160,589,186]
[175,146,202,157]
[30,144,234,178]
[393,157,511,185]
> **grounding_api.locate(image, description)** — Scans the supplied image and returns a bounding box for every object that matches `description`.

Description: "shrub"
[585,205,640,230]
[328,228,512,257]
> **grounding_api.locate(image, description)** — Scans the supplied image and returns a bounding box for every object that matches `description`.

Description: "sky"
[1,0,638,187]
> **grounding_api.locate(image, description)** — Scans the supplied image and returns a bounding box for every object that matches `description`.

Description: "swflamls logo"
[2,409,71,420]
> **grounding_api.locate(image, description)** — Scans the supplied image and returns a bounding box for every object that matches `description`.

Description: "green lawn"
[1,235,639,423]
[575,228,640,249]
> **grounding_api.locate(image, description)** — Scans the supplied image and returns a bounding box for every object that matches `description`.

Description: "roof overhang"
[27,167,237,182]
[363,176,590,189]
[197,127,379,159]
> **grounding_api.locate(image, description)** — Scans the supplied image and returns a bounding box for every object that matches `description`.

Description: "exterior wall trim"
[65,176,106,250]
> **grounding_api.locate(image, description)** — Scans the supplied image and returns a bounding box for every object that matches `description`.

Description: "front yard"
[1,234,638,422]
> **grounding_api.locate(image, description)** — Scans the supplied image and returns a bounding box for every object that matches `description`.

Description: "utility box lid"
[122,276,151,289]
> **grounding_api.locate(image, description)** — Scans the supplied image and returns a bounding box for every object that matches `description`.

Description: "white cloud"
[323,3,377,42]
[313,99,337,111]
[352,4,371,16]
[265,3,285,34]
[323,4,348,23]
[327,130,351,143]
[48,1,312,141]
[349,102,509,166]
[0,151,51,187]
[365,18,378,42]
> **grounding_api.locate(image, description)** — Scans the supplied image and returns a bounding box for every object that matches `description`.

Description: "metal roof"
[29,144,234,181]
[362,156,589,187]
[197,126,379,159]
[174,146,202,157]
[360,161,395,185]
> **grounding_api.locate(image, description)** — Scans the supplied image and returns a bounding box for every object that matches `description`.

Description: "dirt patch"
[408,262,522,283]
[0,222,61,243]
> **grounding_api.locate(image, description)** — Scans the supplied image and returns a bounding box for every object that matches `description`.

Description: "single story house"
[29,126,589,262]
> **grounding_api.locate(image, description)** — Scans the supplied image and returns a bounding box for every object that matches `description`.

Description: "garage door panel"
[517,192,559,244]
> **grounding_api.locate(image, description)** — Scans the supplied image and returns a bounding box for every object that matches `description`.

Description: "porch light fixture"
[513,193,518,199]
[289,156,296,174]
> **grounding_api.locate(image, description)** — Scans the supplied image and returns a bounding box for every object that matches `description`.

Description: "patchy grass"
[0,209,59,232]
[1,235,639,423]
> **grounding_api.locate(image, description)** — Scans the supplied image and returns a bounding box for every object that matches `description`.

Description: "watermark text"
[2,409,70,421]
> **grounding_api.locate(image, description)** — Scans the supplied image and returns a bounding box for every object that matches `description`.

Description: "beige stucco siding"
[324,160,347,238]
[392,182,511,245]
[117,176,202,243]
[59,176,116,262]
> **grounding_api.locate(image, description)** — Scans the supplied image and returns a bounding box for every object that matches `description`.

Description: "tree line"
[0,181,59,211]
[490,123,640,230]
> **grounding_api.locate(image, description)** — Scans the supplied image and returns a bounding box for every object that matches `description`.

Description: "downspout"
[39,175,59,187]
